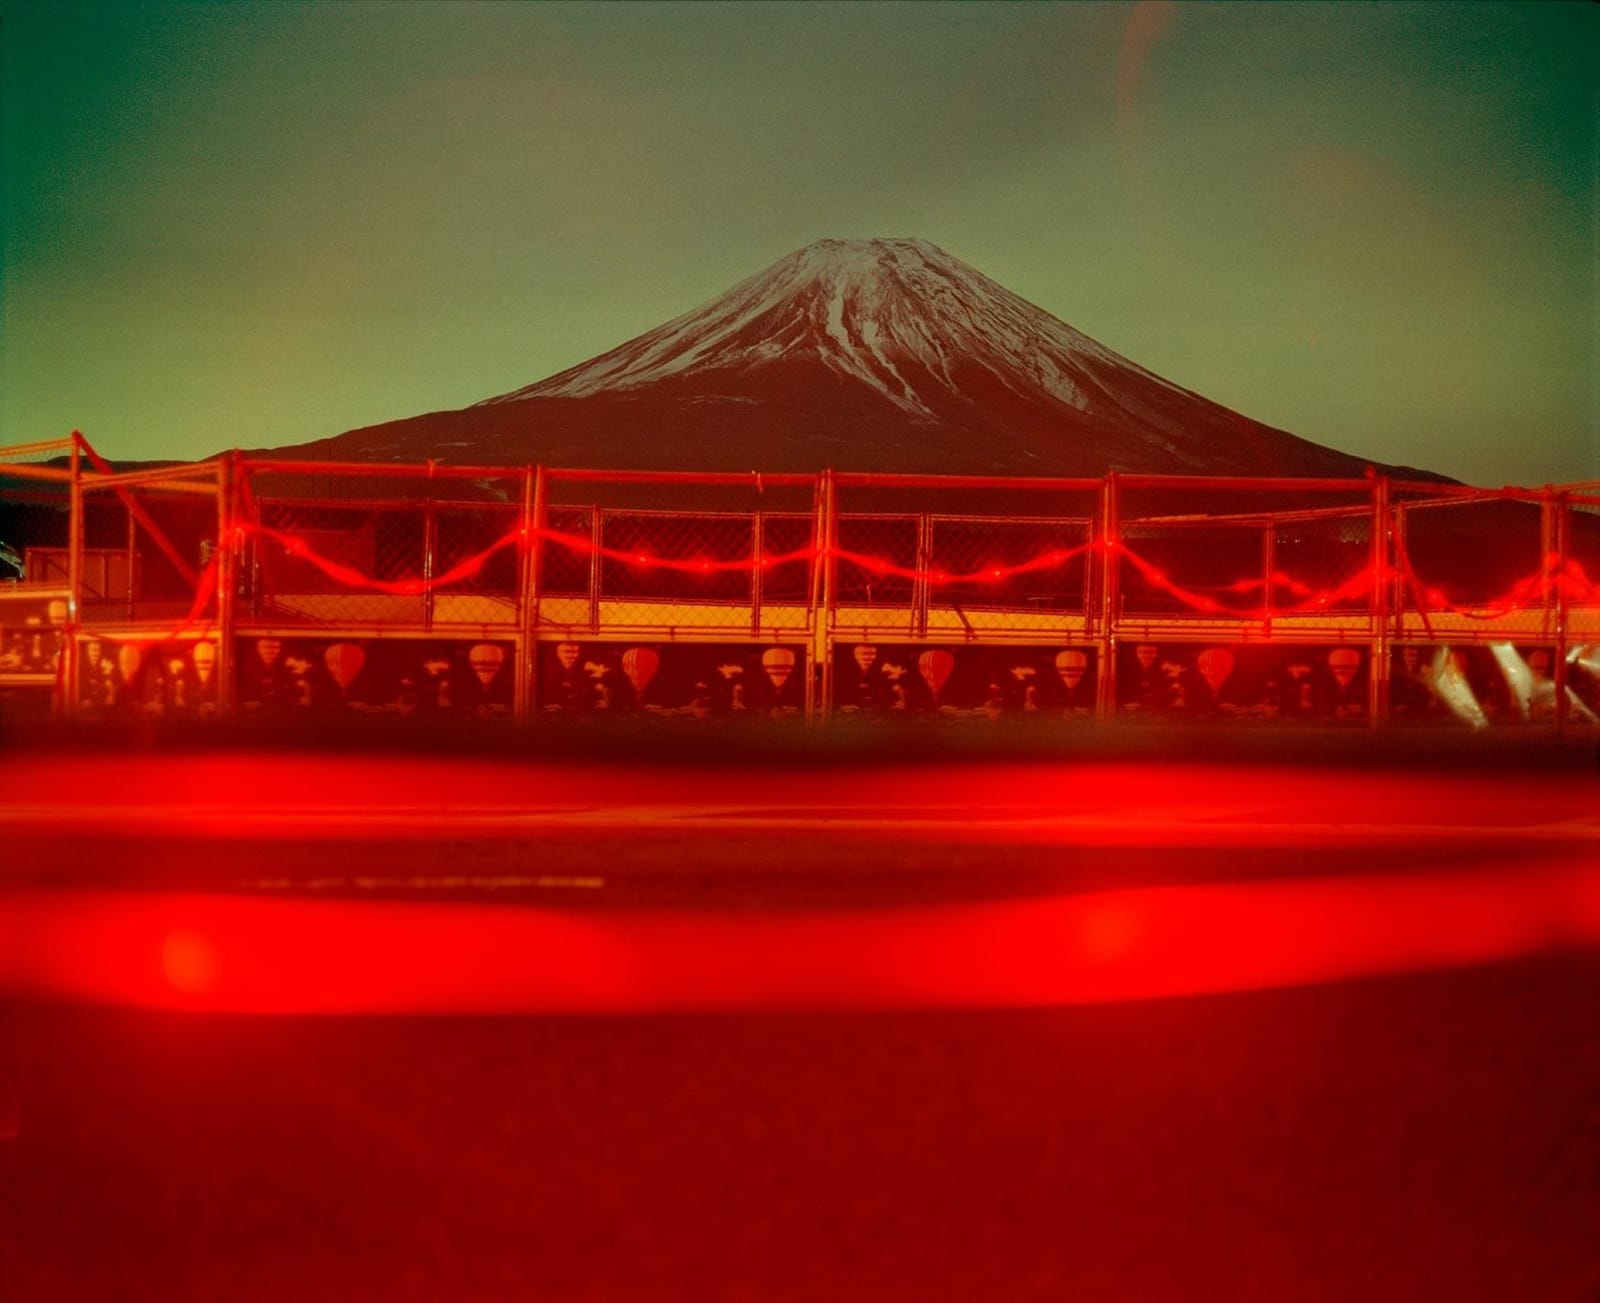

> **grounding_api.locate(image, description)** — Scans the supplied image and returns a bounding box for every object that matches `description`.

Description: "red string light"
[830,539,1096,585]
[538,528,814,576]
[82,552,221,651]
[1393,539,1595,621]
[1115,545,1376,619]
[248,522,521,595]
[219,520,1592,622]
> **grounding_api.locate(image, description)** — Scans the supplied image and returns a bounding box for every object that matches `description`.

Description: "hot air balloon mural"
[1054,648,1093,719]
[1196,647,1235,697]
[762,647,796,690]
[192,641,216,687]
[468,642,506,687]
[117,643,143,684]
[853,645,877,674]
[1327,647,1362,689]
[1054,649,1088,690]
[1326,647,1366,722]
[917,649,955,700]
[540,641,588,715]
[324,642,365,697]
[621,647,660,699]
[1119,642,1166,717]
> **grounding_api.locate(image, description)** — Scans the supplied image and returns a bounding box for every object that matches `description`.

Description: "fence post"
[1261,521,1275,640]
[1369,474,1391,729]
[1390,496,1410,688]
[1095,472,1119,722]
[1551,490,1569,736]
[215,455,236,718]
[587,508,603,635]
[913,513,933,640]
[809,470,836,723]
[64,434,83,718]
[422,495,438,634]
[516,466,541,723]
[750,510,764,639]
[236,462,262,622]
[125,507,137,620]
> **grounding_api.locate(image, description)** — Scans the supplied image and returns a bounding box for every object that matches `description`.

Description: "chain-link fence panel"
[600,511,756,601]
[1271,509,1372,612]
[433,504,522,626]
[538,472,819,636]
[928,515,1093,620]
[1563,496,1600,646]
[241,464,526,627]
[1396,497,1546,612]
[830,477,1102,639]
[580,509,817,633]
[1117,520,1266,616]
[251,500,425,626]
[834,514,918,607]
[1565,498,1600,590]
[756,513,816,609]
[47,494,146,614]
[538,505,597,599]
[1116,482,1379,624]
[77,480,220,627]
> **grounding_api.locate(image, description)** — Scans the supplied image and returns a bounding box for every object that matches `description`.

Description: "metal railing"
[2,432,1595,730]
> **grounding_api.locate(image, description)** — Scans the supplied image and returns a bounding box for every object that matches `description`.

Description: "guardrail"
[2,433,1596,730]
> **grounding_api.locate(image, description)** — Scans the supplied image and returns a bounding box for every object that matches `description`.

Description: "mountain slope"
[275,238,1398,479]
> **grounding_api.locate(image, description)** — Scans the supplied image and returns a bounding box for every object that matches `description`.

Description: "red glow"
[5,753,1597,1015]
[161,928,220,995]
[9,858,1596,1015]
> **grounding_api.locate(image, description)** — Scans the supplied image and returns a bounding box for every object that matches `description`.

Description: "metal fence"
[3,435,1596,730]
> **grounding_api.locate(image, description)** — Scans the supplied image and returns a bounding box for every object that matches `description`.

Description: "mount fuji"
[276,238,1405,479]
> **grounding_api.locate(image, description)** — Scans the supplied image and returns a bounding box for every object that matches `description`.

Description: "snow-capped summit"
[483,237,1133,420]
[276,238,1394,479]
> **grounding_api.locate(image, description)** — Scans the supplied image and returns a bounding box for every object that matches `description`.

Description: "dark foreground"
[3,729,1598,1299]
[7,960,1599,1302]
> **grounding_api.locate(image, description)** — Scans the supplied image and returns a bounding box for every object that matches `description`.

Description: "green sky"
[1,0,1595,484]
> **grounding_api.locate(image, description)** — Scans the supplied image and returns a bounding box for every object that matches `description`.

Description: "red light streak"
[186,521,1597,623]
[7,858,1596,1014]
[84,551,220,651]
[1394,541,1598,621]
[249,523,520,595]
